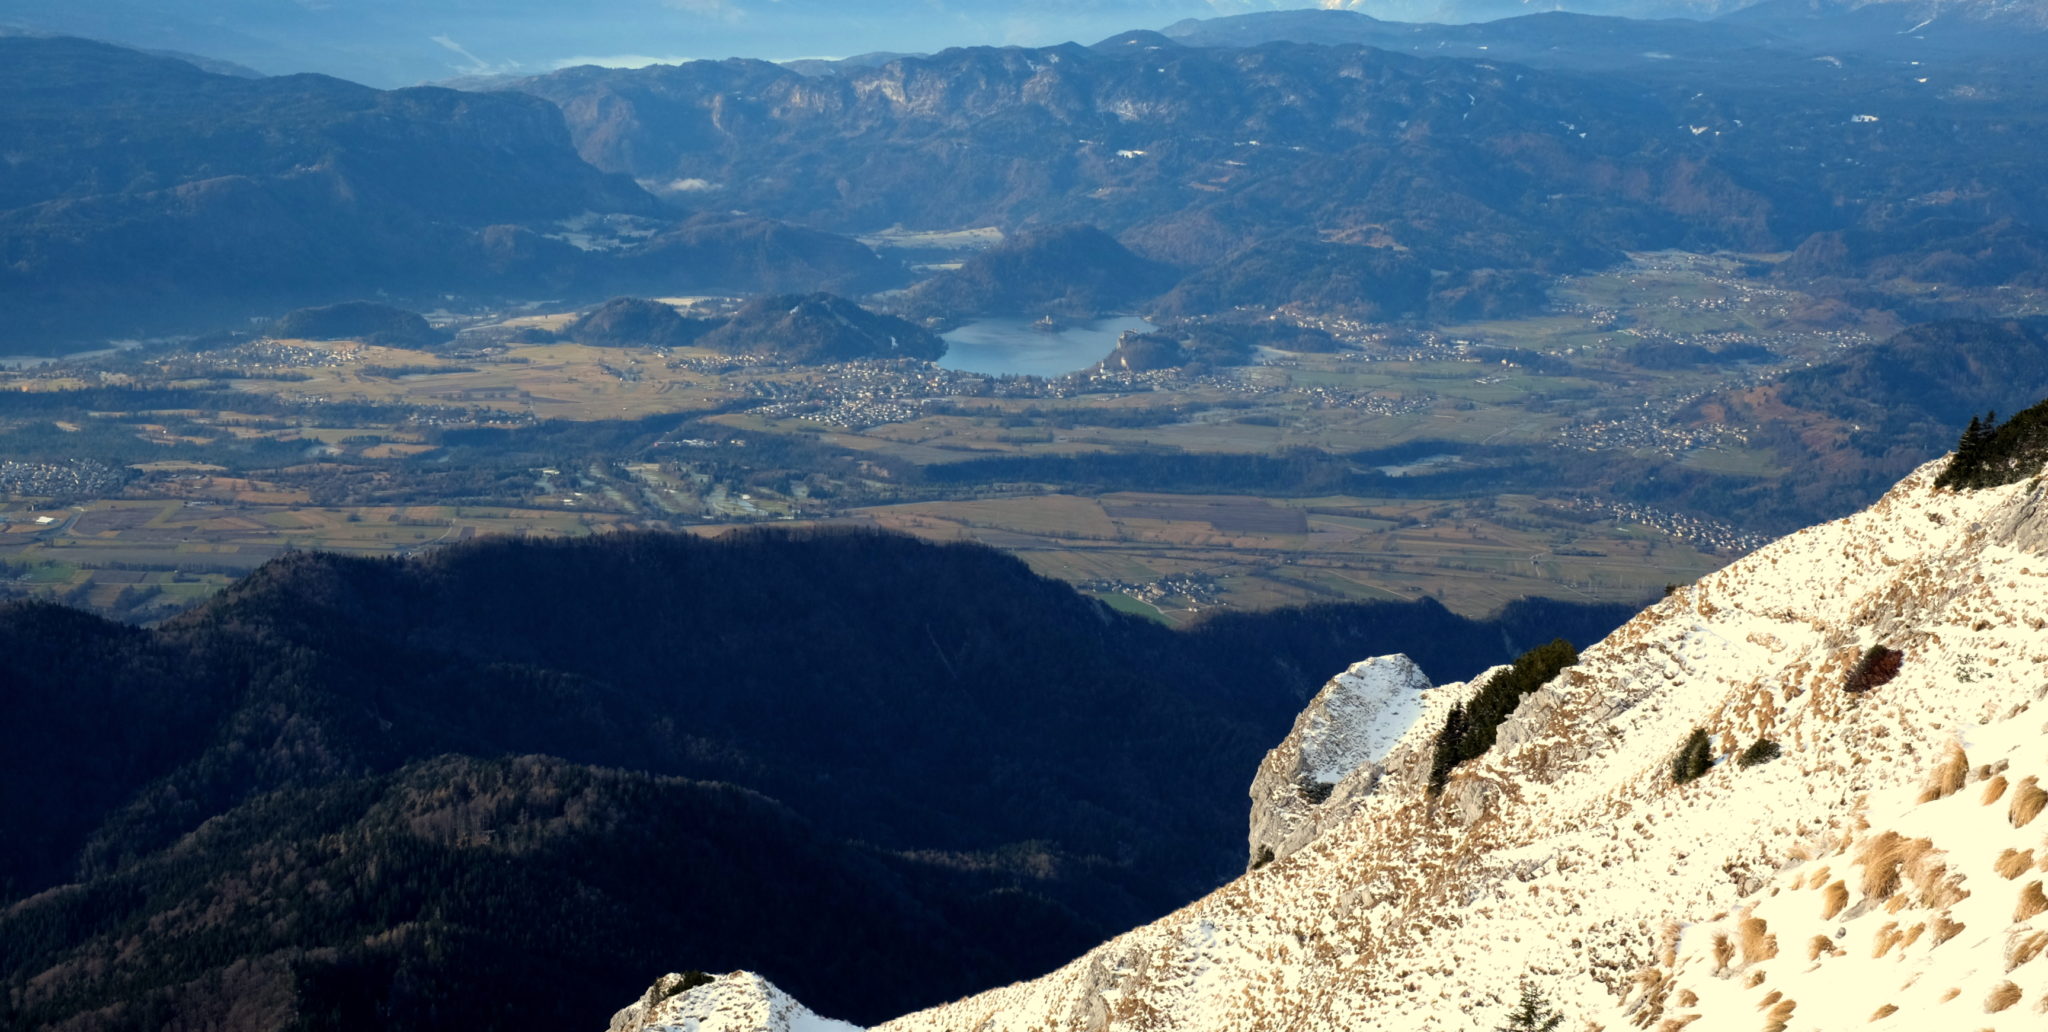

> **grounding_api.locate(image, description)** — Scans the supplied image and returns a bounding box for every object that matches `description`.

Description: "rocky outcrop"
[1246,655,1431,869]
[609,971,859,1032]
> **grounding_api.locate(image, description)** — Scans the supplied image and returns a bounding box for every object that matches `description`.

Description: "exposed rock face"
[1246,655,1432,869]
[609,971,859,1032]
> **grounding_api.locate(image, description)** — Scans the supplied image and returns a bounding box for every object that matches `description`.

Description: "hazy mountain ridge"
[610,433,2048,1029]
[504,30,2048,325]
[0,37,899,351]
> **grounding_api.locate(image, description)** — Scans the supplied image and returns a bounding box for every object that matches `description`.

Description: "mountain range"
[6,4,2047,349]
[500,21,2048,324]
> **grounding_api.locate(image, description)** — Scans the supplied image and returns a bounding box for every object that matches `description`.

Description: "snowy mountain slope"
[609,453,2048,1031]
[861,456,2048,1031]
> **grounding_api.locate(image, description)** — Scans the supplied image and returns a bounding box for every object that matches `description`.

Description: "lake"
[938,316,1154,378]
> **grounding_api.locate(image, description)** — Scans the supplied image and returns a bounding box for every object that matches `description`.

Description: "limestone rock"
[1246,654,1431,868]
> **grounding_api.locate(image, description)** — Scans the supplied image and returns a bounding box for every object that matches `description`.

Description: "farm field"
[851,490,1721,624]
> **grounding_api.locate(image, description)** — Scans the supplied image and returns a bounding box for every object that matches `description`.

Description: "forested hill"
[0,527,1633,1031]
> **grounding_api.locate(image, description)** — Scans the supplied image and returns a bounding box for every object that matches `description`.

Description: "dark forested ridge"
[0,528,1634,1030]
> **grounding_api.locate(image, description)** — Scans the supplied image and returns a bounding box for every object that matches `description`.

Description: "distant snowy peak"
[1247,654,1436,867]
[609,971,860,1032]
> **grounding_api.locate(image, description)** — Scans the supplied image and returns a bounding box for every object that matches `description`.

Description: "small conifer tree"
[1736,738,1781,768]
[1497,981,1565,1032]
[1672,727,1713,784]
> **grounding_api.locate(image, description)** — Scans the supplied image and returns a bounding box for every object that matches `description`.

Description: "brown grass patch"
[1739,916,1779,964]
[1985,981,2021,1013]
[2015,880,2048,922]
[2010,777,2048,828]
[1869,1003,1898,1020]
[1757,990,1783,1009]
[1984,775,2010,805]
[1676,989,1699,1007]
[1872,921,1903,958]
[1808,935,1835,960]
[1920,742,1970,802]
[1823,880,1850,919]
[1940,986,1961,1002]
[1898,923,1926,950]
[1997,849,2035,879]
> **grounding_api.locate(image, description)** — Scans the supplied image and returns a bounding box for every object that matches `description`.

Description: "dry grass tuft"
[1756,990,1783,1010]
[2015,880,2048,922]
[1984,775,2010,805]
[1762,997,1796,1032]
[1898,923,1926,950]
[1921,865,1972,909]
[1920,742,1970,802]
[1984,981,2021,1013]
[2010,777,2048,828]
[1997,849,2036,879]
[1712,932,1736,972]
[2006,930,2048,971]
[1869,1003,1899,1021]
[1823,880,1850,919]
[1872,921,1904,958]
[1939,986,1962,1002]
[1933,915,1967,945]
[1658,920,1684,967]
[1738,916,1779,964]
[1808,935,1835,961]
[1744,970,1767,988]
[1676,989,1699,1007]
[1857,832,1936,900]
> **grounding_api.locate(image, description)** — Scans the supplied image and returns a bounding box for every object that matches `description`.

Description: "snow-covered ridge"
[610,457,2048,1031]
